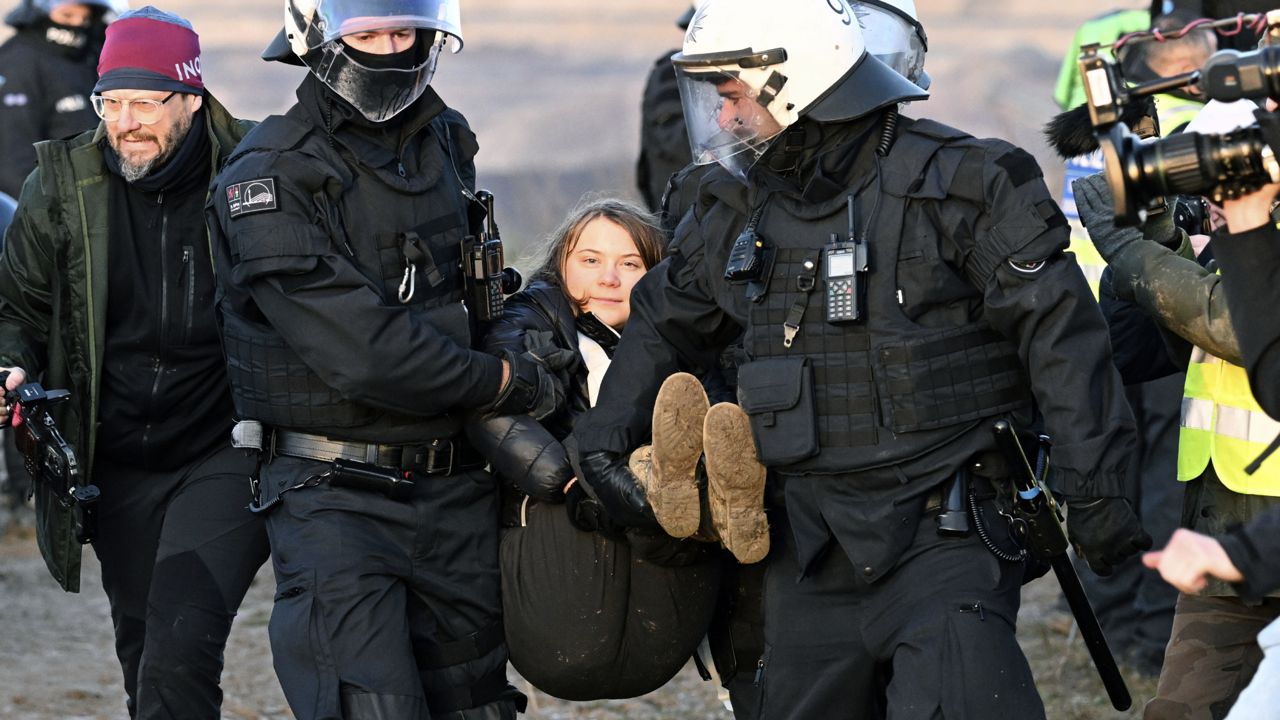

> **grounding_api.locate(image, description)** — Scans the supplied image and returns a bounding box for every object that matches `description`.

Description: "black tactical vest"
[733,120,1033,474]
[215,108,473,442]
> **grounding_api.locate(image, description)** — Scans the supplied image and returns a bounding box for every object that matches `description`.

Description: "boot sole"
[649,373,708,538]
[703,403,770,564]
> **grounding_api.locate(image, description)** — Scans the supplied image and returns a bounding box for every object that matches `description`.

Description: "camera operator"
[0,8,271,717]
[1074,95,1280,718]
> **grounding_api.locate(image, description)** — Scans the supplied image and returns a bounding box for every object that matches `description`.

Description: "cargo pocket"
[269,574,341,718]
[736,357,818,467]
[938,601,1041,720]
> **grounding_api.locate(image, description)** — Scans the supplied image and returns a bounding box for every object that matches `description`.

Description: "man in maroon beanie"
[0,6,269,719]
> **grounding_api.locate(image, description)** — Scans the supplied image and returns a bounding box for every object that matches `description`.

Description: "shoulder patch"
[226,177,279,218]
[994,148,1043,188]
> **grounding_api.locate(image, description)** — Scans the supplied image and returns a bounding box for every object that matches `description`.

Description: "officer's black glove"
[578,450,660,531]
[485,349,565,421]
[1072,172,1180,263]
[1064,495,1153,576]
[464,413,572,502]
[523,330,581,377]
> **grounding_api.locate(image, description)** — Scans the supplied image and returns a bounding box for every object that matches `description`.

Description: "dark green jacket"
[0,92,252,591]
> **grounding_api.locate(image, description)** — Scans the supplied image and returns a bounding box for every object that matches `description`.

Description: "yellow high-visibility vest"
[1178,346,1280,495]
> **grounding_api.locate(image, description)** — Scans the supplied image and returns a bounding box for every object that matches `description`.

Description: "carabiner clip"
[398,263,417,304]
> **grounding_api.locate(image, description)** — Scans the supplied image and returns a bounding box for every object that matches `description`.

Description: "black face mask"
[34,17,90,59]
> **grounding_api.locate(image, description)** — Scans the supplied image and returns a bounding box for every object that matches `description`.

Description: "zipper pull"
[179,247,190,283]
[157,191,164,206]
[397,161,407,178]
[753,656,766,686]
[959,601,986,620]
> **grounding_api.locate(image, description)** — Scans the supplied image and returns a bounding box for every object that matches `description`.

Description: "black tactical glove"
[485,349,566,421]
[1064,495,1153,576]
[1072,171,1179,263]
[578,450,660,531]
[464,413,573,502]
[523,330,581,377]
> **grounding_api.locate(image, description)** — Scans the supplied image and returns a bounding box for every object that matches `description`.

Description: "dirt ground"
[0,0,1175,717]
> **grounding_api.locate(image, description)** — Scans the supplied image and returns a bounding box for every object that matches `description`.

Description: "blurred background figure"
[635,4,693,214]
[0,0,119,197]
[0,0,119,534]
[1050,8,1216,679]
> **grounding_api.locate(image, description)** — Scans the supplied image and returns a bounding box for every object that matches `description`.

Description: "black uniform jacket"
[0,29,98,197]
[577,113,1137,577]
[208,77,504,443]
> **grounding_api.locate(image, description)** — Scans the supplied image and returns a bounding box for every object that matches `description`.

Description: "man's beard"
[109,111,193,183]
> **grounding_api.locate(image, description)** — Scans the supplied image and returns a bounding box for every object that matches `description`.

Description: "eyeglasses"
[90,91,179,125]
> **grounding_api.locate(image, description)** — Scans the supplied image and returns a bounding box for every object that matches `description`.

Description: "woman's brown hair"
[529,196,667,309]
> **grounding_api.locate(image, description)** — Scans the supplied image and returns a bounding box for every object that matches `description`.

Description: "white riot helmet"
[673,0,928,181]
[854,0,929,89]
[281,0,462,122]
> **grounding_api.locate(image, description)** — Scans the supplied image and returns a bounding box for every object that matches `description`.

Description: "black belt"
[270,430,485,477]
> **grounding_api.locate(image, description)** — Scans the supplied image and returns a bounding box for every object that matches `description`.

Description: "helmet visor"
[675,66,786,179]
[296,0,461,51]
[855,3,925,84]
[305,34,443,122]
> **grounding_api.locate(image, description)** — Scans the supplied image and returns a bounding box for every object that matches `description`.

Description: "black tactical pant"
[91,443,269,719]
[756,507,1045,720]
[500,499,722,700]
[261,456,521,720]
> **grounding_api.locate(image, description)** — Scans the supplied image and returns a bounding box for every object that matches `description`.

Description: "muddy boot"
[703,403,770,564]
[639,372,709,538]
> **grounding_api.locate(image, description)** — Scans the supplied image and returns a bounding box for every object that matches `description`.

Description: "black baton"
[993,420,1131,711]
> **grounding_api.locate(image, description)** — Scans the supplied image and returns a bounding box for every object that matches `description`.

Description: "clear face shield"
[305,31,445,122]
[674,64,787,182]
[291,0,460,122]
[854,3,926,86]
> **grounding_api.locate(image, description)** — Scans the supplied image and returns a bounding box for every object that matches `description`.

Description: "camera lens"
[1134,132,1212,196]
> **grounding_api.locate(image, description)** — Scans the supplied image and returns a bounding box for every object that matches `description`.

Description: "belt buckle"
[426,438,454,476]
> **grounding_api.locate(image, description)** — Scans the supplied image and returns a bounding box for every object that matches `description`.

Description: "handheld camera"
[1078,11,1280,225]
[0,371,97,543]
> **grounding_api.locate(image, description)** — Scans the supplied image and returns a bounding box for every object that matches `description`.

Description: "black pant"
[91,443,269,719]
[756,505,1044,720]
[261,456,522,720]
[500,499,722,700]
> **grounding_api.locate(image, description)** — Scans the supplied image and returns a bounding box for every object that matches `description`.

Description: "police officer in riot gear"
[576,1,1149,716]
[207,0,548,717]
[0,0,116,197]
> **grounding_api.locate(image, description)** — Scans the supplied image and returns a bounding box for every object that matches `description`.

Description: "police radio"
[823,195,867,324]
[462,190,522,323]
[724,206,769,283]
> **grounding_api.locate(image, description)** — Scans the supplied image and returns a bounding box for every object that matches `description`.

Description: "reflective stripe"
[1181,396,1214,432]
[1178,350,1280,495]
[1215,405,1280,445]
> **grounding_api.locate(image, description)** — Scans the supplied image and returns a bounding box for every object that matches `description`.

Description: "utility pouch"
[736,357,819,467]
